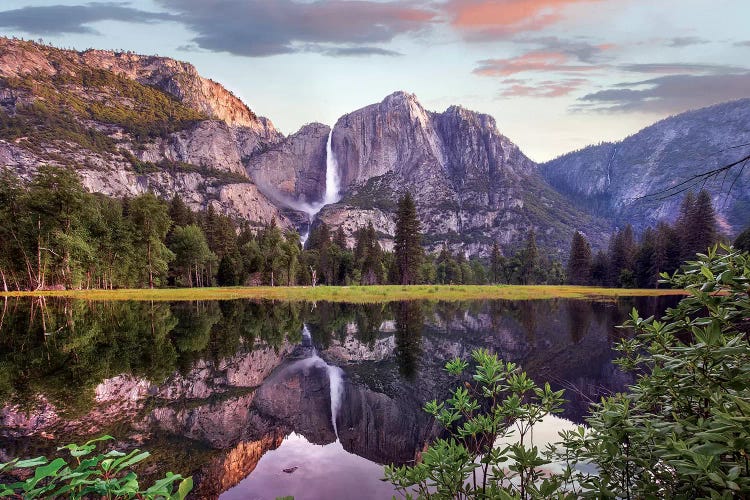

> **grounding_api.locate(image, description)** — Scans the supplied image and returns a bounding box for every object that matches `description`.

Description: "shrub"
[0,436,193,499]
[386,245,750,499]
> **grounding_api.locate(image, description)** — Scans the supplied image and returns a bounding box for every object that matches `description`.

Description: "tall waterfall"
[300,129,341,245]
[301,325,345,438]
[323,130,341,205]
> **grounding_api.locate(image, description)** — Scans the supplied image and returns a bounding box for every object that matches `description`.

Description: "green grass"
[0,285,687,303]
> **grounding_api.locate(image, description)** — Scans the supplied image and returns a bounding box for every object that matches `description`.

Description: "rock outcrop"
[0,37,292,227]
[247,122,330,206]
[328,92,609,255]
[3,37,748,251]
[540,99,750,236]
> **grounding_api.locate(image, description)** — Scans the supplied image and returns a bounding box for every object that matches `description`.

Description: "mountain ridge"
[1,37,747,257]
[540,98,750,236]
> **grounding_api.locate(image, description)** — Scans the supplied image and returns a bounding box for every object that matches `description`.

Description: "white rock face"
[139,120,246,175]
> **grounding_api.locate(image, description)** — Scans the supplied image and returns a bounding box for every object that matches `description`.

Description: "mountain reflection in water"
[0,296,678,499]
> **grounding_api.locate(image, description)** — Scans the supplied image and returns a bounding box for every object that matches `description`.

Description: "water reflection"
[0,296,679,498]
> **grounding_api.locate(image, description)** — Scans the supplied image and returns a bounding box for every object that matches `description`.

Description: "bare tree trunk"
[147,239,154,289]
[37,218,43,290]
[1,269,7,292]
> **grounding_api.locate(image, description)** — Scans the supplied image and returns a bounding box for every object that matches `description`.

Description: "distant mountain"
[540,99,750,236]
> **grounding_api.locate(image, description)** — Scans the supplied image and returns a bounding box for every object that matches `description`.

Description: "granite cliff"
[322,91,609,254]
[0,37,289,228]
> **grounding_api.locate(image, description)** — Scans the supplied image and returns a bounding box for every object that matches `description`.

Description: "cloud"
[498,77,588,97]
[474,50,603,76]
[576,72,750,113]
[321,46,403,57]
[0,2,174,35]
[155,0,437,57]
[667,36,709,47]
[518,36,614,63]
[620,63,747,75]
[444,0,602,40]
[734,40,750,47]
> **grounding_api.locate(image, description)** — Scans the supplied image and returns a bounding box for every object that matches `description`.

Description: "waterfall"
[300,128,341,245]
[323,129,341,205]
[301,325,345,438]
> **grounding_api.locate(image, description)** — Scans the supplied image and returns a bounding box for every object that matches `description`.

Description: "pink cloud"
[474,50,603,76]
[499,77,589,97]
[445,0,603,39]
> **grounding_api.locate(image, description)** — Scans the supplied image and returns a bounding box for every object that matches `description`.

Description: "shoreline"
[0,285,688,303]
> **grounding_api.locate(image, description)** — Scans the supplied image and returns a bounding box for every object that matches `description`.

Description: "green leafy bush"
[0,436,193,499]
[384,350,570,498]
[387,245,750,499]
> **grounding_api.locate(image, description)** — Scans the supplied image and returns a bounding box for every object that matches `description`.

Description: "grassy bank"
[0,285,687,303]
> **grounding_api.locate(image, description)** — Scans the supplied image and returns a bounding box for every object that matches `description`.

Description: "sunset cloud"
[474,50,603,77]
[499,77,588,97]
[445,0,601,40]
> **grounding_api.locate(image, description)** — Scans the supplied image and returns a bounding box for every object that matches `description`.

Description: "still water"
[0,296,677,498]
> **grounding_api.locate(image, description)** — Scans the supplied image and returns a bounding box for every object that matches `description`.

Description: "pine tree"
[168,194,193,228]
[518,229,539,285]
[490,242,504,284]
[735,226,750,252]
[608,224,636,287]
[567,231,592,285]
[655,221,682,281]
[677,190,718,259]
[591,250,609,286]
[394,192,423,285]
[634,227,658,288]
[128,193,174,288]
[333,227,347,249]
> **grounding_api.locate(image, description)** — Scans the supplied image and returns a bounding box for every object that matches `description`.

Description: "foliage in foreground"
[0,435,192,499]
[386,245,750,498]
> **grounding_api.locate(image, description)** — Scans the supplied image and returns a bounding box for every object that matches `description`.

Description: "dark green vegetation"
[386,245,750,498]
[0,167,579,292]
[0,67,205,156]
[0,436,192,499]
[0,299,303,414]
[394,192,423,285]
[566,189,724,289]
[2,165,726,293]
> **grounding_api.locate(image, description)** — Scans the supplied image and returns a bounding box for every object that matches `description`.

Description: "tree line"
[1,167,745,290]
[0,172,559,290]
[565,189,748,288]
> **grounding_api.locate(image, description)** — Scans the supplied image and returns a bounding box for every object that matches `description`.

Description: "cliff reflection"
[0,295,679,498]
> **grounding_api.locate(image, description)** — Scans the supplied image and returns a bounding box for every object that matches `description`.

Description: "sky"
[0,0,748,162]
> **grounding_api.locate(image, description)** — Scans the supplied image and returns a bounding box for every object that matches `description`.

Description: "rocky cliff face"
[327,92,609,255]
[0,37,291,227]
[540,99,750,236]
[0,38,277,134]
[247,122,330,206]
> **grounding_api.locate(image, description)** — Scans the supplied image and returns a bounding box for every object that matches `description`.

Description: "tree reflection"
[394,301,424,380]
